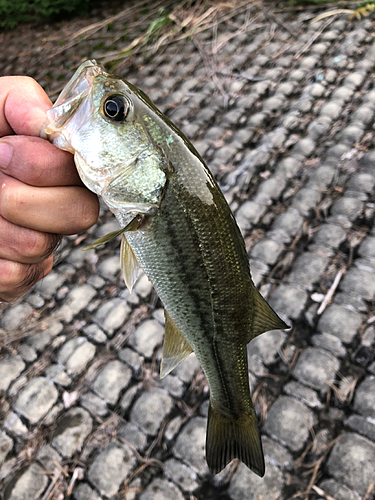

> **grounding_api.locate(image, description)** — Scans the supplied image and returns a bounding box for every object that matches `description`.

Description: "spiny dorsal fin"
[206,400,265,476]
[120,234,140,292]
[160,310,193,379]
[251,288,289,340]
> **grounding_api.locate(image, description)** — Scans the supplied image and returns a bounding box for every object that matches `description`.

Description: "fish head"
[42,60,166,213]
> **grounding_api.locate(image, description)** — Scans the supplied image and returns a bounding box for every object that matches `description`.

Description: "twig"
[262,8,298,38]
[40,466,66,500]
[66,467,84,496]
[311,9,354,24]
[192,37,229,107]
[298,434,343,500]
[312,485,337,500]
[294,16,339,60]
[317,267,346,315]
[100,0,259,64]
[46,0,167,60]
[364,480,375,500]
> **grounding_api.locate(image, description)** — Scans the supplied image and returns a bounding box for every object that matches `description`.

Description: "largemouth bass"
[42,60,288,476]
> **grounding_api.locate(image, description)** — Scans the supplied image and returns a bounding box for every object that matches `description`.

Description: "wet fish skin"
[42,60,288,476]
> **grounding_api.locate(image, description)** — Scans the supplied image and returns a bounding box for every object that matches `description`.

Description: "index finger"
[0,76,52,137]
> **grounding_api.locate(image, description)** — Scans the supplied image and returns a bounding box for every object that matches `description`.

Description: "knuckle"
[66,190,99,234]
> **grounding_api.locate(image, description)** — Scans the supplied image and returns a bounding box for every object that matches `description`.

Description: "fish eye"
[103,95,128,122]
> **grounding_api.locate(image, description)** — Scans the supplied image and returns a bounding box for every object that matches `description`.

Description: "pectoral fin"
[120,234,140,292]
[251,288,289,340]
[82,216,142,250]
[160,310,193,379]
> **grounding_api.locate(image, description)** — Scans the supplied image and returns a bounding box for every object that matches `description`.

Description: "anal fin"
[160,310,193,379]
[251,287,289,340]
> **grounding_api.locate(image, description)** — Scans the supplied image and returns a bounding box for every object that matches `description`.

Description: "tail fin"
[206,400,265,476]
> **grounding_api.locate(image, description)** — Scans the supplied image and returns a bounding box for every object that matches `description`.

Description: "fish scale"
[42,59,288,477]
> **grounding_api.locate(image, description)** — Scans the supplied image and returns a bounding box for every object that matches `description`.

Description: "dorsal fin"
[251,288,289,340]
[160,310,193,379]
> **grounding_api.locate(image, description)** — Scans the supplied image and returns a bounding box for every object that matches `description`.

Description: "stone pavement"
[1,3,375,499]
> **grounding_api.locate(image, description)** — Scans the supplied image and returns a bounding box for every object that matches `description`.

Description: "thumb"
[0,76,52,137]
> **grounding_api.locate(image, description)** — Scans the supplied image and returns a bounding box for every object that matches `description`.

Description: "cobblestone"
[34,270,66,299]
[51,407,93,457]
[93,360,132,405]
[317,304,362,343]
[228,461,284,500]
[58,284,97,322]
[330,197,364,224]
[118,422,147,452]
[94,298,131,336]
[345,414,375,442]
[353,376,375,419]
[269,285,308,321]
[319,479,361,500]
[130,388,173,436]
[247,329,287,365]
[264,396,315,452]
[311,223,346,249]
[311,333,346,358]
[80,391,108,417]
[57,337,96,375]
[250,238,284,266]
[88,441,136,497]
[36,444,62,471]
[4,463,48,500]
[3,411,29,437]
[74,483,103,500]
[262,437,293,471]
[128,319,164,358]
[327,433,375,497]
[26,321,63,351]
[0,432,13,465]
[14,377,58,424]
[0,356,25,393]
[139,478,185,500]
[0,303,33,332]
[164,458,199,492]
[340,267,375,300]
[284,381,322,409]
[173,417,208,475]
[287,253,329,291]
[292,347,340,393]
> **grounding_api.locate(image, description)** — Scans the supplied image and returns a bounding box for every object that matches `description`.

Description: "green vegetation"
[0,0,92,29]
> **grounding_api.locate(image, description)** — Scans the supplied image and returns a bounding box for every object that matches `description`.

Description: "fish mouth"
[41,60,107,147]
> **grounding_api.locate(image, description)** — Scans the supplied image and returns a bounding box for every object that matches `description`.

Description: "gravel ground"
[1,2,375,499]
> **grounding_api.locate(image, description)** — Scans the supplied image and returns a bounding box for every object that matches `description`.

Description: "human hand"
[0,76,99,302]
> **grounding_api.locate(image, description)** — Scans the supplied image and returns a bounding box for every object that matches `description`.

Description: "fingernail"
[0,142,12,170]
